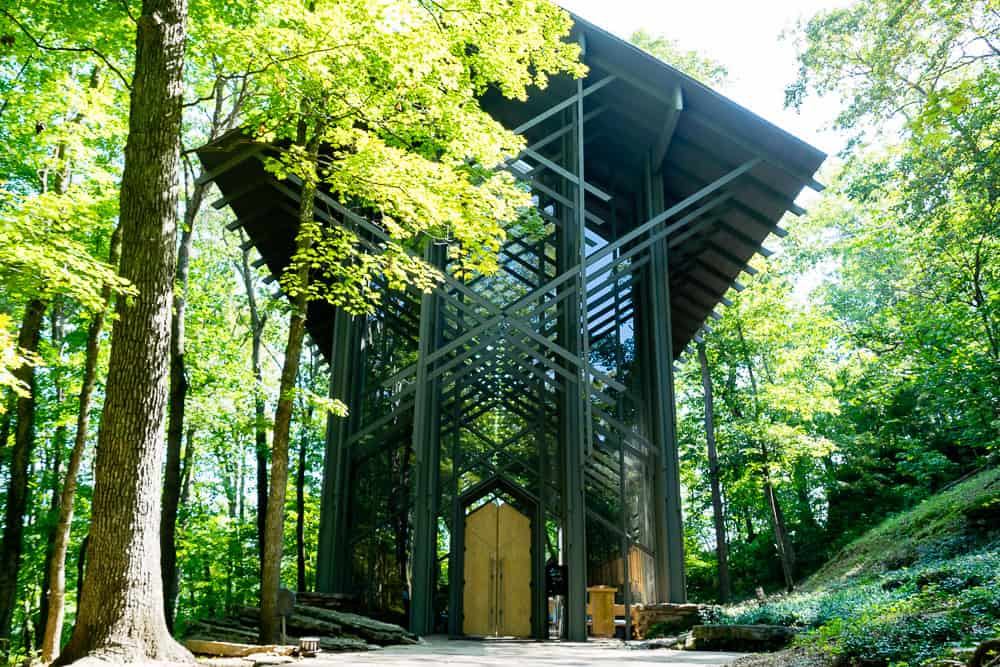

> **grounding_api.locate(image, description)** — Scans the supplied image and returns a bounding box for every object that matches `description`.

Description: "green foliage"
[679,0,1000,610]
[721,546,1000,665]
[221,0,585,308]
[630,29,729,87]
[807,468,1000,587]
[0,313,34,402]
[716,468,1000,666]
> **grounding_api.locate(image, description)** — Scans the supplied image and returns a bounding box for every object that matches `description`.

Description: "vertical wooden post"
[409,244,446,635]
[644,153,687,604]
[317,308,363,593]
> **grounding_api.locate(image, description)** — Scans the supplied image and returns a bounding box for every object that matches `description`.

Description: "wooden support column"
[317,307,364,593]
[409,244,447,636]
[448,294,465,638]
[558,66,589,642]
[644,154,687,604]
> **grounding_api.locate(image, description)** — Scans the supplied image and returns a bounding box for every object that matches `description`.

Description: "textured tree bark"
[40,225,122,662]
[743,510,757,543]
[0,298,47,645]
[295,404,312,592]
[259,150,318,643]
[180,428,196,507]
[161,178,207,631]
[764,472,796,592]
[54,0,192,661]
[36,306,67,649]
[698,342,731,604]
[295,402,315,592]
[75,535,88,617]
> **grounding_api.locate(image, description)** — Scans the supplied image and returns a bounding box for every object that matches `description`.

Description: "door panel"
[497,503,532,637]
[463,501,532,638]
[463,503,498,637]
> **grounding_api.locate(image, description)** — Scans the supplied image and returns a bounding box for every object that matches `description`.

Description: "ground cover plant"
[717,470,1000,665]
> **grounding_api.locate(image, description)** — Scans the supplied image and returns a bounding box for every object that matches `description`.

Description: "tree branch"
[1,9,132,90]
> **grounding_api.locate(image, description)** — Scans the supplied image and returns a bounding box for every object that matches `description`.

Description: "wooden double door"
[462,501,532,637]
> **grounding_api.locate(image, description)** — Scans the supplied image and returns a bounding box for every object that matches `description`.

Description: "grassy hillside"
[806,467,1000,588]
[719,468,1000,666]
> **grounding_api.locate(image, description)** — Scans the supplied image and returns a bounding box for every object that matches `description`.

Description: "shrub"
[718,542,1000,665]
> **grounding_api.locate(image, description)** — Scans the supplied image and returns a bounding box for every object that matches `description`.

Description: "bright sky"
[555,0,851,159]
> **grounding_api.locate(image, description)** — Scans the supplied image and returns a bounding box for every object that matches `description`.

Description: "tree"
[161,71,249,632]
[54,0,193,661]
[631,29,729,87]
[229,0,583,642]
[236,232,271,590]
[676,260,838,595]
[785,0,999,518]
[0,298,46,643]
[259,130,321,643]
[697,341,730,603]
[40,225,121,662]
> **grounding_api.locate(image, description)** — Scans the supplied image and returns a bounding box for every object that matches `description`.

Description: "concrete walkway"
[307,637,742,666]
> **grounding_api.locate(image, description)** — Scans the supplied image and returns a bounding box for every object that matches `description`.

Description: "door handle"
[498,557,504,632]
[489,553,496,630]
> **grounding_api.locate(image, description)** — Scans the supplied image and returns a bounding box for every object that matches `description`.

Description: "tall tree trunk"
[254,349,268,585]
[54,0,192,661]
[162,73,243,629]
[36,304,67,650]
[237,239,269,586]
[735,317,795,592]
[0,298,47,645]
[259,140,319,643]
[40,225,122,662]
[161,178,207,631]
[743,510,757,543]
[698,342,731,604]
[74,535,88,617]
[179,427,196,509]
[295,404,312,593]
[763,468,796,592]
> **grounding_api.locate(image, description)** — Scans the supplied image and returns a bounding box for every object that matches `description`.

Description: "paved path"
[306,637,742,666]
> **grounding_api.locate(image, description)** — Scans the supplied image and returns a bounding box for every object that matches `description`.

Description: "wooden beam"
[653,85,683,168]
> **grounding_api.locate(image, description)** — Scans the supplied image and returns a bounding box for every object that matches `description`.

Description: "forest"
[0,0,997,666]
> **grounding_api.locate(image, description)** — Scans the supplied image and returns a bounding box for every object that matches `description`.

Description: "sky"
[555,0,851,160]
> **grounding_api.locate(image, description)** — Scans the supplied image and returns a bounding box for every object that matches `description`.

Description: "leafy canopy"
[199,0,584,313]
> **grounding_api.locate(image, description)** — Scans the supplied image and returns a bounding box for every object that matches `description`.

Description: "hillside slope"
[806,467,1000,588]
[722,467,1000,666]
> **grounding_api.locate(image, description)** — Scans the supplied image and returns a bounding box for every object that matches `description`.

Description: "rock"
[633,603,705,638]
[294,605,418,645]
[687,624,796,651]
[237,604,415,647]
[186,603,408,654]
[314,636,377,652]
